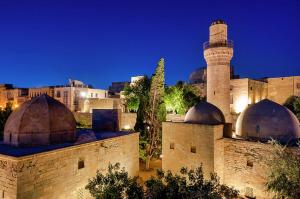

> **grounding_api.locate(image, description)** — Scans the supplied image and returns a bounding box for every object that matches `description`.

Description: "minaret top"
[211,19,226,26]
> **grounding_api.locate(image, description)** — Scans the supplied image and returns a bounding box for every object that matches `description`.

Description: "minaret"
[204,20,233,122]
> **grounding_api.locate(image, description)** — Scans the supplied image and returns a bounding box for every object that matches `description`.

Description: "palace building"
[162,20,300,199]
[0,94,138,199]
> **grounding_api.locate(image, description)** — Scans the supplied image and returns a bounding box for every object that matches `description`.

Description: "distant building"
[29,86,55,98]
[53,79,108,112]
[108,81,130,96]
[0,84,28,108]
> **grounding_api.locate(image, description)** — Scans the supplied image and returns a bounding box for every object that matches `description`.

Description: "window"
[250,86,253,90]
[191,146,196,153]
[63,91,68,106]
[213,91,215,95]
[91,93,93,98]
[78,159,85,169]
[56,91,61,98]
[95,93,98,98]
[170,143,175,149]
[297,83,300,89]
[230,95,233,104]
[247,160,253,167]
[9,134,12,143]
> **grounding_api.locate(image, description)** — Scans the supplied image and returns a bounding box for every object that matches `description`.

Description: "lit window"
[78,159,85,169]
[191,146,196,153]
[170,143,175,149]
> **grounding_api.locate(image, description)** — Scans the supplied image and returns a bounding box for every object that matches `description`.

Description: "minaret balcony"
[203,40,233,50]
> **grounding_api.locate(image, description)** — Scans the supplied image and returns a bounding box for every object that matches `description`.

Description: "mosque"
[162,20,300,198]
[0,19,299,199]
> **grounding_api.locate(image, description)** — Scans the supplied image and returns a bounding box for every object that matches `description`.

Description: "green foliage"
[264,140,300,199]
[87,164,239,199]
[144,58,166,167]
[123,76,151,113]
[165,82,202,115]
[182,84,202,110]
[164,86,185,114]
[148,57,166,123]
[145,166,239,199]
[283,96,300,121]
[0,103,13,140]
[85,163,144,199]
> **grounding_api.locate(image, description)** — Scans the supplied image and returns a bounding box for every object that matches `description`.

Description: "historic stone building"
[0,95,139,199]
[162,20,300,199]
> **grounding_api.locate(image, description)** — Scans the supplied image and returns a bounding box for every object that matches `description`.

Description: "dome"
[184,101,225,125]
[236,99,300,142]
[189,67,207,84]
[4,94,76,147]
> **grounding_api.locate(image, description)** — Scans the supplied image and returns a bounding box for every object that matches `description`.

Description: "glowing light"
[232,132,236,138]
[14,104,19,108]
[80,92,87,97]
[234,95,248,113]
[124,125,131,130]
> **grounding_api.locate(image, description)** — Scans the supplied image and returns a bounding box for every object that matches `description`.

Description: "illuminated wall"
[0,133,139,199]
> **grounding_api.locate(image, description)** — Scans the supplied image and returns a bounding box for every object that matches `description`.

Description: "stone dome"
[184,101,225,125]
[4,94,76,147]
[236,99,300,142]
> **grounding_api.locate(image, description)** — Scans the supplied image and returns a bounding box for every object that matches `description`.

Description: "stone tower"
[204,20,233,122]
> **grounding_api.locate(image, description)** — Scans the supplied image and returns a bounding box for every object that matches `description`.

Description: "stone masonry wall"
[162,122,223,178]
[0,156,18,199]
[215,138,273,198]
[0,133,139,199]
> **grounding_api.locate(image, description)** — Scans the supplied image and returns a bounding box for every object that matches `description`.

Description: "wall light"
[234,95,248,113]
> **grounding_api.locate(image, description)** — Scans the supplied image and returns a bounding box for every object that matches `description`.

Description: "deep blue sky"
[0,0,300,89]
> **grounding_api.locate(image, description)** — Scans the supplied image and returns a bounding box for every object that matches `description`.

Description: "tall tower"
[204,20,233,122]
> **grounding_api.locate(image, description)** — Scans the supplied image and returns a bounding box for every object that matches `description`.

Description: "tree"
[165,82,202,115]
[85,163,144,199]
[144,58,166,170]
[264,140,300,199]
[0,103,13,140]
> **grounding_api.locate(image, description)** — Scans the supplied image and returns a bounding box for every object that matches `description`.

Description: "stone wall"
[215,138,272,198]
[73,112,92,127]
[162,122,223,178]
[267,76,300,104]
[0,157,18,199]
[119,113,137,130]
[0,133,139,199]
[79,98,122,113]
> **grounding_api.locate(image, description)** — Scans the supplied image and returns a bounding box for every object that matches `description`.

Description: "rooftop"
[0,129,134,157]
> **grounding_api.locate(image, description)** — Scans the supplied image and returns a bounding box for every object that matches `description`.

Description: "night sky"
[0,0,300,89]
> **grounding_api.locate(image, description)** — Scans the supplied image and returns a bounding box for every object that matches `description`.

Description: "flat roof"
[0,130,134,157]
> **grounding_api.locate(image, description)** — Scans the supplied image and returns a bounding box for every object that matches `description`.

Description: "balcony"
[203,40,233,50]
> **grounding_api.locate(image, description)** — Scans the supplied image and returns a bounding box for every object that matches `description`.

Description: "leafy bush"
[86,163,239,199]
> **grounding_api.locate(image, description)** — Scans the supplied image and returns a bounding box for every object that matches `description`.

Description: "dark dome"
[189,67,207,84]
[4,94,76,147]
[211,19,226,26]
[184,101,225,125]
[236,99,300,142]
